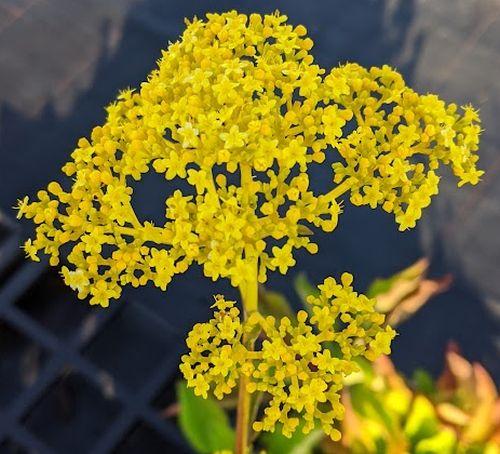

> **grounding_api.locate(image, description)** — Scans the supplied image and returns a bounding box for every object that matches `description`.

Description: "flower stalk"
[236,257,258,454]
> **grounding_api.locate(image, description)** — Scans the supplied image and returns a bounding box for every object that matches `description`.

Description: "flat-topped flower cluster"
[17,11,481,308]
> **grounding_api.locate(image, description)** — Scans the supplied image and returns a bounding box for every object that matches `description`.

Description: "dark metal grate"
[0,213,190,454]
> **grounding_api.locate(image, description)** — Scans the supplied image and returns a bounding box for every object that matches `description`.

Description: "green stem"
[235,257,258,454]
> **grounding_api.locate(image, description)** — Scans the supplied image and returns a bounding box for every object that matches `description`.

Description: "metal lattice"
[0,213,190,454]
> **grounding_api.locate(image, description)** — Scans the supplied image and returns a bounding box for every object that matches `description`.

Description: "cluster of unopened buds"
[17,10,481,446]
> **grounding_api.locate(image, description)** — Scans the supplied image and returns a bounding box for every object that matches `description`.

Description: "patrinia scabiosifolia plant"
[17,11,481,453]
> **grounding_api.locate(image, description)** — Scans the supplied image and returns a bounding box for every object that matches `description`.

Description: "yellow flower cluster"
[180,274,396,440]
[17,11,482,306]
[330,64,482,230]
[180,295,246,400]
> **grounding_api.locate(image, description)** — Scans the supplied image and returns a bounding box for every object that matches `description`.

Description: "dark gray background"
[1,0,499,381]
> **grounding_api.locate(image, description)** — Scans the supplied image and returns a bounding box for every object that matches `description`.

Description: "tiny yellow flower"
[270,244,296,274]
[219,125,247,149]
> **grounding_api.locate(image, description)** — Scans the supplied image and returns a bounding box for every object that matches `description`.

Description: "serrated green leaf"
[177,381,235,453]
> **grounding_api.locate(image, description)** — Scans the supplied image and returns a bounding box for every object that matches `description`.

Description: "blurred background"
[0,0,499,452]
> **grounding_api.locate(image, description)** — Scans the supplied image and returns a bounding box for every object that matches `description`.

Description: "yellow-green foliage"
[326,351,500,454]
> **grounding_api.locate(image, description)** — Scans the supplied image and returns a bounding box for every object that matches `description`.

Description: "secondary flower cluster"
[180,274,396,440]
[330,65,482,230]
[17,11,482,306]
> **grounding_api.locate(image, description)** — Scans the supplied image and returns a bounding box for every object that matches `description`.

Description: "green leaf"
[297,224,314,236]
[288,430,324,454]
[414,428,456,454]
[259,286,294,320]
[294,273,319,310]
[366,259,427,300]
[366,276,397,299]
[404,395,439,446]
[349,383,395,434]
[344,356,374,386]
[260,422,323,454]
[177,381,235,453]
[412,369,436,396]
[354,356,375,380]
